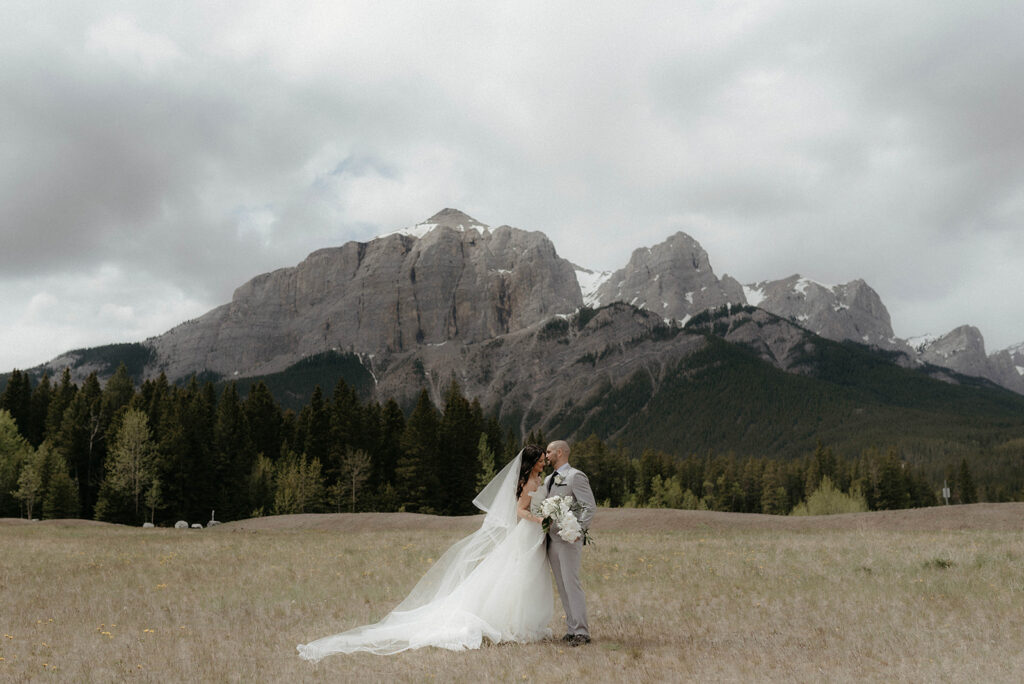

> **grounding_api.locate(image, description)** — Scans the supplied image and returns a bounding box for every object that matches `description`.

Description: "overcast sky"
[3,1,1023,371]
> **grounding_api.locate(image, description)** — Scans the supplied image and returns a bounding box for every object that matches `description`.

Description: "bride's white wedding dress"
[297,453,552,660]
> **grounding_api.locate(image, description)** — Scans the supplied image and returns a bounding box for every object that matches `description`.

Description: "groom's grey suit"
[543,465,596,638]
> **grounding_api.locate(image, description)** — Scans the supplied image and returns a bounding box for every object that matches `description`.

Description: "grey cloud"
[3,1,1024,369]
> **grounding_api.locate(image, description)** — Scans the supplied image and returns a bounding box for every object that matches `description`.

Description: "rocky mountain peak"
[379,208,489,240]
[911,325,1024,393]
[591,230,744,322]
[423,208,487,230]
[1008,342,1024,379]
[743,274,898,350]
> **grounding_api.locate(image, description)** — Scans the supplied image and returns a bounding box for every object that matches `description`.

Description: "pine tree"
[302,386,331,466]
[438,381,480,513]
[377,399,405,487]
[142,373,170,441]
[955,458,978,504]
[874,449,910,510]
[213,383,252,520]
[357,401,383,481]
[154,384,188,521]
[182,380,218,522]
[243,381,281,462]
[329,379,361,454]
[739,458,764,513]
[760,460,789,514]
[101,364,135,423]
[28,373,52,447]
[43,446,80,519]
[55,373,105,518]
[396,389,440,512]
[325,380,360,487]
[44,368,77,440]
[0,370,32,441]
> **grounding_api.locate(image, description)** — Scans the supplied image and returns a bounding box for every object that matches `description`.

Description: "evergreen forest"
[2,358,1020,526]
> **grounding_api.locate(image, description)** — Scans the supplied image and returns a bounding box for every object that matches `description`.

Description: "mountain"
[10,208,1024,407]
[580,233,906,354]
[615,308,1024,458]
[143,209,581,381]
[591,231,1024,394]
[741,275,904,352]
[909,327,1024,394]
[590,232,745,323]
[1006,341,1024,374]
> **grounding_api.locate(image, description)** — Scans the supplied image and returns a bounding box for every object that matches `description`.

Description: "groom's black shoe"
[561,633,573,642]
[568,635,591,647]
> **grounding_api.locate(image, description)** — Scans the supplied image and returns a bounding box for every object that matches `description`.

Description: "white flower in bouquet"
[535,494,586,544]
[558,496,574,518]
[557,513,582,543]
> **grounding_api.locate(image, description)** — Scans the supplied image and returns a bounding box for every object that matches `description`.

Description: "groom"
[543,440,596,647]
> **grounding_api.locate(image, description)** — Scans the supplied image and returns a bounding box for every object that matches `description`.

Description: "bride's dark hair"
[516,445,546,498]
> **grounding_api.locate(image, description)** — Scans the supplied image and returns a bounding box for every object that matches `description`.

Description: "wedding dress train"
[297,453,552,660]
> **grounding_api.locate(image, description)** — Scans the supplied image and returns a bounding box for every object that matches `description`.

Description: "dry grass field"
[2,504,1023,683]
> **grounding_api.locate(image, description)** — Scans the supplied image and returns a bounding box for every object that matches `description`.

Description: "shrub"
[790,476,868,516]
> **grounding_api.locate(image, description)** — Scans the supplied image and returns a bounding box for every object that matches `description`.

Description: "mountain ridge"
[8,208,1024,397]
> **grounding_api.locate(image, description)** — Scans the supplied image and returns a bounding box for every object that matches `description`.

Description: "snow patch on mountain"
[378,208,488,240]
[574,265,612,307]
[907,334,939,353]
[382,222,438,239]
[743,284,765,307]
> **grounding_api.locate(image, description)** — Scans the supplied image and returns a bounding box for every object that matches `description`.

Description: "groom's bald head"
[547,440,570,469]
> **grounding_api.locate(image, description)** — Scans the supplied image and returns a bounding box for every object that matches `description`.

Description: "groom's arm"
[572,472,596,530]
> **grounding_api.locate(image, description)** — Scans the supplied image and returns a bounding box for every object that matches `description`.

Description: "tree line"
[0,366,999,525]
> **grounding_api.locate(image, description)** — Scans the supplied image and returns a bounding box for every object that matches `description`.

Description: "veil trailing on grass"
[390,450,522,612]
[297,450,552,660]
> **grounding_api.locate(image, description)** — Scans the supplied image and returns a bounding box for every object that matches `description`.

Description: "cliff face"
[743,275,902,351]
[145,210,582,379]
[591,232,745,322]
[912,326,1024,394]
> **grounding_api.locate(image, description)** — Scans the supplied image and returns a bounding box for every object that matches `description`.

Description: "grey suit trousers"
[547,535,588,637]
[544,467,595,638]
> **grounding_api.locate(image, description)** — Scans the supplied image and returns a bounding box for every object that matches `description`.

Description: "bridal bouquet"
[533,494,588,544]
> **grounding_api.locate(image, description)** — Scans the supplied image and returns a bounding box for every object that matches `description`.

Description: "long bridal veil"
[297,450,552,660]
[390,450,522,613]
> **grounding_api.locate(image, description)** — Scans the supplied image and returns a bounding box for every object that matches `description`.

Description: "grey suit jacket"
[544,466,596,537]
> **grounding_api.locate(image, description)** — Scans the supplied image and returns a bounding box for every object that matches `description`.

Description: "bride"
[297,445,553,660]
